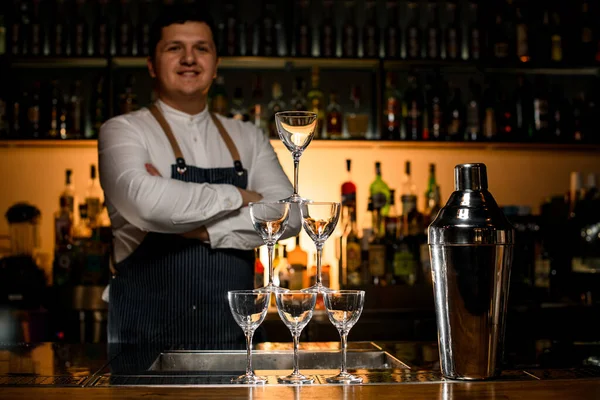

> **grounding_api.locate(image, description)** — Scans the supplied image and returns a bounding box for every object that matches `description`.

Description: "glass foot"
[231,373,267,384]
[326,372,363,384]
[255,284,290,294]
[278,373,314,384]
[278,194,312,204]
[301,283,333,294]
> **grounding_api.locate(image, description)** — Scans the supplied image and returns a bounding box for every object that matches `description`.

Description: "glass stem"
[245,330,254,376]
[292,332,300,376]
[340,330,348,374]
[316,244,323,286]
[293,152,300,195]
[267,243,274,286]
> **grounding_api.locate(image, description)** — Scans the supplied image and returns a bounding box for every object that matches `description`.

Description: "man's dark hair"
[148,3,219,62]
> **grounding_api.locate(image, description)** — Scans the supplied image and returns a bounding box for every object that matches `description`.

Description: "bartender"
[98,4,300,346]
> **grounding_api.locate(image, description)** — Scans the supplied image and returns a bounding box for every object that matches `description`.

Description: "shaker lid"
[428,163,514,245]
[5,203,41,224]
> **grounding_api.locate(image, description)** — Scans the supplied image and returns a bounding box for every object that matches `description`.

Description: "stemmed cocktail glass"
[275,111,317,203]
[228,290,271,384]
[249,201,291,293]
[300,201,341,293]
[275,291,318,384]
[324,290,365,384]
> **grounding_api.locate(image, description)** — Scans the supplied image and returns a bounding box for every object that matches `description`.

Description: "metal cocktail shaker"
[428,163,515,380]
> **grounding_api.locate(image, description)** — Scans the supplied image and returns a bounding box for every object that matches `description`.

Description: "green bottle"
[369,161,391,217]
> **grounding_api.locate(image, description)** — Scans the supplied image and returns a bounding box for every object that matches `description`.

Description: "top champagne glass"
[275,111,317,203]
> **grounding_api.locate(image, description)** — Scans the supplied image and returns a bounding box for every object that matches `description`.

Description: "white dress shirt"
[98,100,300,263]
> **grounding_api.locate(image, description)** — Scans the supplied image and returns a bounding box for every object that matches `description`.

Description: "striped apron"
[108,105,255,348]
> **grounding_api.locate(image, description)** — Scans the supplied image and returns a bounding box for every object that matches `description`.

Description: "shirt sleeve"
[204,122,302,250]
[98,116,243,234]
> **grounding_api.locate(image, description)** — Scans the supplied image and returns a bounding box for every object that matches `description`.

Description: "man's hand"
[238,188,263,206]
[144,163,210,243]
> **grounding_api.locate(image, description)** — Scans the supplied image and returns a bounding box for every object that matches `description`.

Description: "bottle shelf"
[7,56,600,75]
[2,138,598,152]
[111,56,381,70]
[9,57,109,68]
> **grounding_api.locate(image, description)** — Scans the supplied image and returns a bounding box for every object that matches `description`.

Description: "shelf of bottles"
[1,0,600,147]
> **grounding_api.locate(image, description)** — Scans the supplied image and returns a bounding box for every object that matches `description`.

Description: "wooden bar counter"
[1,342,599,399]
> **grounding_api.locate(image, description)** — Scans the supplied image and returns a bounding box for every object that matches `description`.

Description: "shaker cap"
[428,163,514,245]
[455,163,488,191]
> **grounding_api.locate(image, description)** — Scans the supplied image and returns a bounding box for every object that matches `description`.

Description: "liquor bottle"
[370,161,391,217]
[576,0,594,65]
[341,0,357,58]
[117,0,133,56]
[218,0,238,56]
[425,0,440,60]
[294,0,311,57]
[344,216,362,287]
[29,0,43,56]
[368,197,387,286]
[9,0,24,56]
[465,79,481,142]
[383,71,401,140]
[346,85,368,139]
[0,12,6,56]
[496,88,515,141]
[55,176,75,247]
[119,75,138,115]
[259,0,277,56]
[515,2,529,63]
[549,4,563,63]
[254,248,265,289]
[532,76,550,141]
[0,93,6,137]
[405,1,421,60]
[572,91,586,143]
[392,215,418,285]
[290,77,308,111]
[136,0,154,56]
[423,163,441,223]
[548,84,567,142]
[53,0,71,56]
[307,66,324,138]
[10,90,22,137]
[362,0,379,58]
[90,76,106,139]
[341,159,357,221]
[68,80,84,139]
[267,82,286,138]
[72,0,90,57]
[444,0,460,60]
[425,73,445,140]
[320,0,336,57]
[326,92,343,139]
[228,87,249,122]
[85,165,103,228]
[47,80,62,139]
[445,86,464,141]
[491,0,512,62]
[384,189,400,244]
[60,169,76,218]
[482,81,497,141]
[514,74,534,141]
[27,82,41,138]
[248,74,267,136]
[404,73,423,141]
[400,160,422,237]
[287,236,308,290]
[383,0,399,59]
[466,0,480,60]
[94,0,111,57]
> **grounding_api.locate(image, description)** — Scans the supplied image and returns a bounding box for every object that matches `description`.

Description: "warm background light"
[0,140,598,284]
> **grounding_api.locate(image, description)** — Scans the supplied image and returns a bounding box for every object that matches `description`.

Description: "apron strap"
[209,113,245,176]
[149,103,188,174]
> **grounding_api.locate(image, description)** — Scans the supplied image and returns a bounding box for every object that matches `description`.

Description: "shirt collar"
[156,99,209,124]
